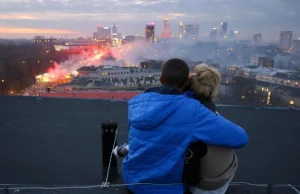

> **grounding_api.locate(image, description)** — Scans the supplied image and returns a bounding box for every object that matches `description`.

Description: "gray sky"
[0,0,299,41]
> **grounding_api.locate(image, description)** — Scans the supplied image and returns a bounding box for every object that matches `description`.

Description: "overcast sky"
[0,0,299,41]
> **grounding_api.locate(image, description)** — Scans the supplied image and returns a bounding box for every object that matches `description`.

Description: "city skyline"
[0,0,299,40]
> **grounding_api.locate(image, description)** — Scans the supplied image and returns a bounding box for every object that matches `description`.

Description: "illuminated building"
[220,22,228,38]
[253,33,262,46]
[145,23,155,43]
[256,72,300,88]
[228,29,239,40]
[161,14,172,38]
[92,25,112,47]
[229,29,239,41]
[258,57,274,68]
[234,31,240,41]
[210,28,218,41]
[184,24,199,39]
[33,36,57,51]
[250,55,273,67]
[124,35,136,42]
[291,40,300,56]
[111,24,118,39]
[121,35,136,45]
[111,24,118,47]
[117,32,123,39]
[54,39,102,52]
[279,31,293,51]
[178,22,184,38]
[93,25,111,39]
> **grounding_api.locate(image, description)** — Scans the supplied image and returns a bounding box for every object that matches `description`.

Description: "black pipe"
[101,121,119,183]
[4,185,9,194]
[267,183,272,194]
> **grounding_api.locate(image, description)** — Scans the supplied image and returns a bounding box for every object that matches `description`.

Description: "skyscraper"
[291,40,300,56]
[93,25,111,39]
[97,25,102,33]
[253,33,262,46]
[178,22,184,38]
[111,24,118,39]
[184,24,199,38]
[228,29,239,40]
[161,14,172,38]
[220,22,228,38]
[145,23,155,43]
[279,31,293,50]
[210,28,218,41]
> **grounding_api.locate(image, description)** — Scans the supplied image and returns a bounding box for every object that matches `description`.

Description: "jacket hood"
[128,86,190,130]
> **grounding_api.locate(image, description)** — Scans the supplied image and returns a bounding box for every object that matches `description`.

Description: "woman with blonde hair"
[185,63,238,194]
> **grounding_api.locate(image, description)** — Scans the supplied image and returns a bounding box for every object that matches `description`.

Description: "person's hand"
[112,146,122,158]
[112,144,129,158]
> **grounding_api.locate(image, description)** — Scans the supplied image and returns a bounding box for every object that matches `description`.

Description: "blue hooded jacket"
[122,87,248,194]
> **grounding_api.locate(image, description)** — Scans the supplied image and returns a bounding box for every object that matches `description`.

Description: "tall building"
[145,23,155,43]
[184,24,199,38]
[291,40,300,56]
[210,28,218,41]
[93,25,111,39]
[179,22,184,38]
[124,35,136,42]
[279,31,293,50]
[228,29,239,40]
[234,30,239,39]
[161,14,172,38]
[253,33,262,46]
[117,32,123,39]
[220,22,228,38]
[111,24,118,39]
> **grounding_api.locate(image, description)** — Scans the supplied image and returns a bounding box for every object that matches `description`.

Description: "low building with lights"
[256,72,300,88]
[77,65,161,80]
[273,54,293,69]
[33,36,57,52]
[228,64,299,88]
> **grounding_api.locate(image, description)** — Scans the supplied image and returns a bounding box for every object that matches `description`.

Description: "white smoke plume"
[41,38,237,80]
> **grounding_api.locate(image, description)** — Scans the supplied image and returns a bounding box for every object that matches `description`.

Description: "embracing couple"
[113,58,248,194]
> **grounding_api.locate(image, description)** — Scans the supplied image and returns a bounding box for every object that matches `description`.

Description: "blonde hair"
[189,63,221,100]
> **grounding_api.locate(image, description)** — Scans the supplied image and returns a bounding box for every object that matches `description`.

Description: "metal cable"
[1,182,300,190]
[102,128,118,188]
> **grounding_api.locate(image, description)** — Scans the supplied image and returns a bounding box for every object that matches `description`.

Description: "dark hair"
[161,58,189,89]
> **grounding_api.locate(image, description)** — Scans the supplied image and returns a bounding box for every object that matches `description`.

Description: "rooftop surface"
[77,66,99,71]
[0,96,300,193]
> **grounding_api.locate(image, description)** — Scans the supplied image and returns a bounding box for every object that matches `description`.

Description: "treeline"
[0,44,68,94]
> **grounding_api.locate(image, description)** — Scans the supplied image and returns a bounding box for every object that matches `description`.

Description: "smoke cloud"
[1,38,245,94]
[0,44,61,93]
[36,39,241,84]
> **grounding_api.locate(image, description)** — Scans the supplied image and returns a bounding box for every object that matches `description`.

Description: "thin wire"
[103,128,118,187]
[111,183,184,187]
[0,184,15,186]
[1,185,103,190]
[288,184,300,194]
[2,182,300,190]
[228,182,267,187]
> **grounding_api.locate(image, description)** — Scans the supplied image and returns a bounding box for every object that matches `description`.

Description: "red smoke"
[46,62,67,80]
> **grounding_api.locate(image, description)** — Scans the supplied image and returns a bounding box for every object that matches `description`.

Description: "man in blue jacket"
[122,58,248,194]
